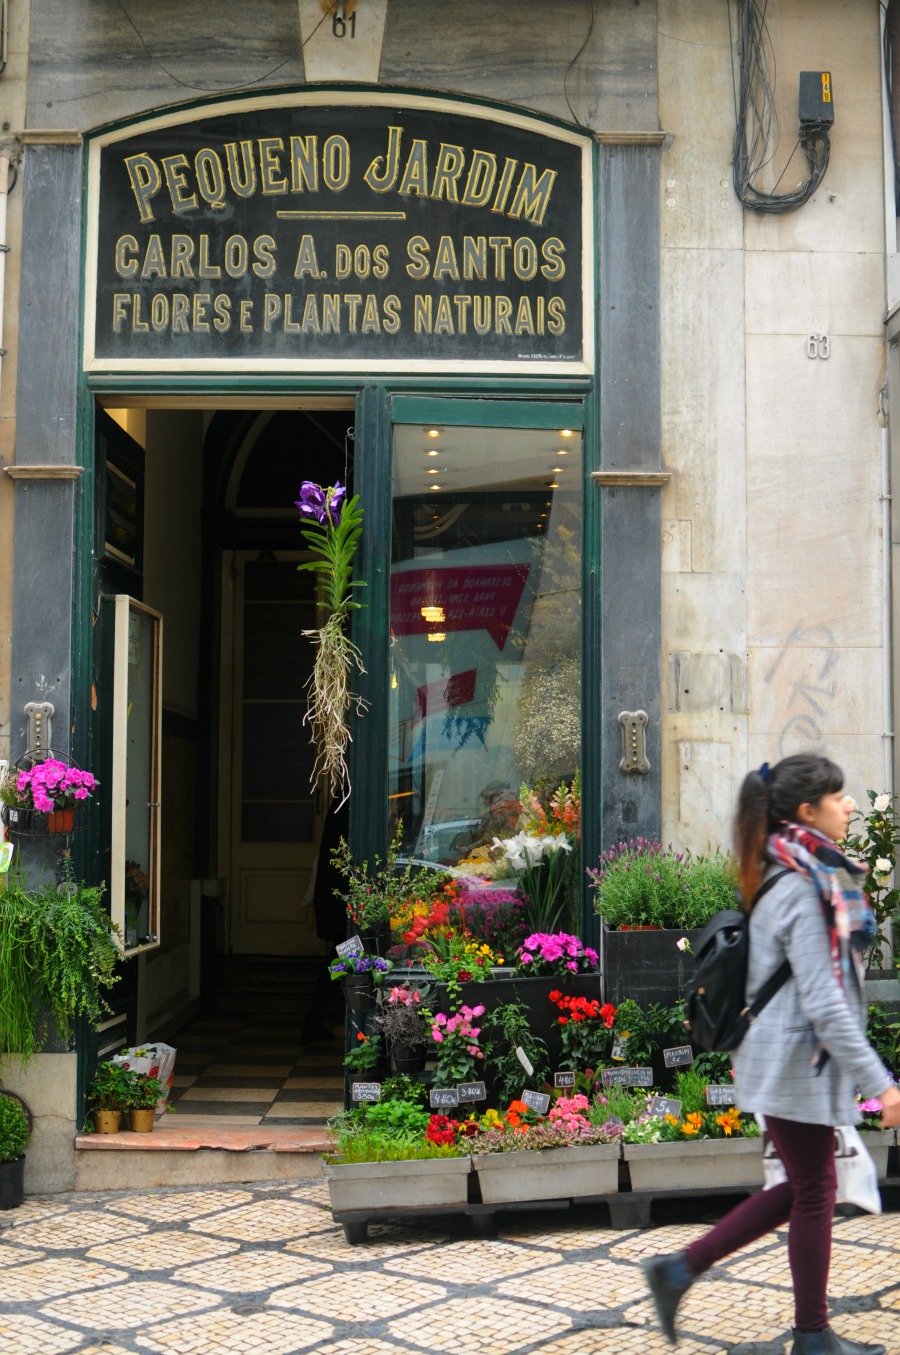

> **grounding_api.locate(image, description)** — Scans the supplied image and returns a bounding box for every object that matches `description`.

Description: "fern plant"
[0,864,121,1063]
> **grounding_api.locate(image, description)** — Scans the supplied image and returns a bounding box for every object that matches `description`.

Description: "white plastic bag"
[762,1123,881,1214]
[110,1043,177,1116]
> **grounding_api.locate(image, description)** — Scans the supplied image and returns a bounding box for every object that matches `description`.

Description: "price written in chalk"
[457,1082,486,1102]
[663,1045,694,1068]
[521,1089,551,1115]
[336,935,364,958]
[601,1067,654,1088]
[649,1095,682,1119]
[706,1084,737,1106]
[350,1081,381,1102]
[553,1071,576,1089]
[430,1088,460,1109]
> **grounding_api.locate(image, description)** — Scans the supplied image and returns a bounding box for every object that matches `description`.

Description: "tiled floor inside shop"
[163,959,345,1129]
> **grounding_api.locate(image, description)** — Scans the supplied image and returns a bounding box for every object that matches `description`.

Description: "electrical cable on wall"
[729,0,832,214]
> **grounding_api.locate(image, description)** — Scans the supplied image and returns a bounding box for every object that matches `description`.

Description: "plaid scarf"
[766,821,875,991]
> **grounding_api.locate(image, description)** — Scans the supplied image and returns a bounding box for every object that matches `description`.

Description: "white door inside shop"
[221,550,323,955]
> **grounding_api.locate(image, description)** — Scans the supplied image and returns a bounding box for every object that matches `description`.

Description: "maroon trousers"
[685,1116,837,1332]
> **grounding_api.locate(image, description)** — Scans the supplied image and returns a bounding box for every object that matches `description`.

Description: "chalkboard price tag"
[457,1081,486,1102]
[663,1044,694,1068]
[350,1081,381,1102]
[521,1089,551,1116]
[336,935,364,958]
[430,1087,460,1109]
[649,1095,682,1120]
[553,1071,576,1089]
[706,1084,737,1106]
[601,1066,654,1088]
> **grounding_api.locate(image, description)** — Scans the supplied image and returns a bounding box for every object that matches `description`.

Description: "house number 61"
[332,11,357,36]
[807,333,830,359]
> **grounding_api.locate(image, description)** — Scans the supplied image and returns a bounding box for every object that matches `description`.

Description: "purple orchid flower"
[326,482,346,524]
[295,481,328,525]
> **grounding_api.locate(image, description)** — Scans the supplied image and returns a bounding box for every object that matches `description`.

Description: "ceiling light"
[427,469,440,475]
[430,484,442,491]
[427,632,446,642]
[559,429,573,438]
[426,449,440,457]
[427,429,441,438]
[421,606,445,623]
[548,481,560,489]
[551,466,565,473]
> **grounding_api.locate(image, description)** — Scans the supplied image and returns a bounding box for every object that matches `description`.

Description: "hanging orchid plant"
[296,480,367,806]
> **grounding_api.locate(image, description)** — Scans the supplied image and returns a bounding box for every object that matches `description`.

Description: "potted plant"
[0,758,97,834]
[330,822,448,953]
[0,1093,30,1209]
[587,839,737,1006]
[328,952,391,1011]
[371,985,432,1074]
[469,1096,623,1204]
[86,1060,137,1133]
[0,864,120,1063]
[125,1073,165,1132]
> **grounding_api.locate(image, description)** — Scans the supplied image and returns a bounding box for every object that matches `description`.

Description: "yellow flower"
[679,1112,703,1137]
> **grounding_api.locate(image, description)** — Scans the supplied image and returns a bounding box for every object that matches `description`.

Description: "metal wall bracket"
[24,701,54,760]
[618,710,650,774]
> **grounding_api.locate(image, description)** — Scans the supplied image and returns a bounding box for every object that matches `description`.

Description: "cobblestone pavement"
[1,1178,900,1355]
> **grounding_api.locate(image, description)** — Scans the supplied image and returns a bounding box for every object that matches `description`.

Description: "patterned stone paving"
[0,1177,899,1354]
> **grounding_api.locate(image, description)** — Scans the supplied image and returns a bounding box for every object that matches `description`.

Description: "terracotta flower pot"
[47,808,75,834]
[128,1108,155,1133]
[92,1109,122,1134]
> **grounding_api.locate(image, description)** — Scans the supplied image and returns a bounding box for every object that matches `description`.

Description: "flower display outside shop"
[491,829,573,933]
[327,954,391,982]
[6,760,97,812]
[295,479,366,806]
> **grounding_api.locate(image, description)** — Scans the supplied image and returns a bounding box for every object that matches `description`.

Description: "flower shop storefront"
[4,78,674,1189]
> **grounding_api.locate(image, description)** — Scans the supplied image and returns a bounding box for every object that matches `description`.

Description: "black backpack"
[682,870,791,1053]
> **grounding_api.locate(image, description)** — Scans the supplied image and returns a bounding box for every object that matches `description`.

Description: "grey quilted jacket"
[731,868,890,1126]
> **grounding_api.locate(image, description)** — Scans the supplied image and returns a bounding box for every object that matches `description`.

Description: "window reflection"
[389,423,582,869]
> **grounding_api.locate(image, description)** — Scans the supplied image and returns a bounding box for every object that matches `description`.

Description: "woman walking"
[644,752,900,1354]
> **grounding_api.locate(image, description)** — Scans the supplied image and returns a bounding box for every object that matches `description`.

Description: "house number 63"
[807,333,830,359]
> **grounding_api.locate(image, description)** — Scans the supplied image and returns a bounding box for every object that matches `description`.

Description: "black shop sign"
[86,95,591,371]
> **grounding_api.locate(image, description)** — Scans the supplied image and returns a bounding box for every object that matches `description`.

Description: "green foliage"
[357,1099,430,1136]
[344,1032,383,1072]
[592,1084,644,1124]
[327,1109,464,1163]
[673,1066,708,1116]
[612,999,683,1066]
[692,1050,734,1083]
[0,867,120,1064]
[127,1074,164,1111]
[867,1001,900,1074]
[843,791,900,968]
[380,1074,427,1106]
[588,839,737,930]
[481,998,549,1105]
[0,1094,29,1162]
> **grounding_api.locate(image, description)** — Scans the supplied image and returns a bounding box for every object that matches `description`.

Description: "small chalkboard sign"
[601,1066,654,1088]
[553,1071,576,1089]
[350,1081,381,1102]
[336,935,364,958]
[430,1087,460,1109]
[706,1084,737,1106]
[649,1095,682,1120]
[521,1089,551,1116]
[457,1081,487,1102]
[663,1044,694,1069]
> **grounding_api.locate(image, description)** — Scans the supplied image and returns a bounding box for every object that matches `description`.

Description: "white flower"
[875,858,893,875]
[676,936,690,952]
[874,794,891,813]
[843,796,858,813]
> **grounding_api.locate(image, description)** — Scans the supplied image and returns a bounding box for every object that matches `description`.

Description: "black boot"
[791,1328,886,1355]
[642,1251,693,1345]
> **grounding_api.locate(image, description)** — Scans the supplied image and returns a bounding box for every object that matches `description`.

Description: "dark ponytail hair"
[734,752,844,905]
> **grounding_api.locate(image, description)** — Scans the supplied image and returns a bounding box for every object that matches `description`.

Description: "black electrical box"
[799,71,834,124]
